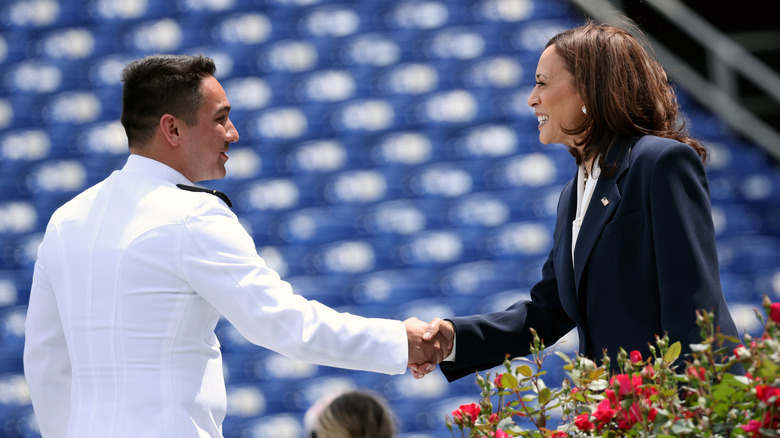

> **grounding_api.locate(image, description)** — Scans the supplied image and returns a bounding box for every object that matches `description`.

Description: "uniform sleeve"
[649,143,726,349]
[177,202,408,375]
[23,232,72,438]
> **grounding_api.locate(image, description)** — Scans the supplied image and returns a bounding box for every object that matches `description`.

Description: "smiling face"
[527,45,585,148]
[179,75,239,182]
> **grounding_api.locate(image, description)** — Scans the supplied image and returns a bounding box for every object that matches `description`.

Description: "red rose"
[604,388,618,405]
[628,403,642,424]
[770,302,780,324]
[489,413,498,424]
[494,429,509,438]
[762,411,779,430]
[756,385,780,406]
[617,416,632,430]
[593,399,615,424]
[649,407,657,422]
[630,350,643,364]
[494,373,504,389]
[611,373,642,396]
[639,384,659,399]
[574,413,594,431]
[453,403,481,424]
[686,366,706,381]
[742,419,761,437]
[734,345,751,361]
[549,432,568,437]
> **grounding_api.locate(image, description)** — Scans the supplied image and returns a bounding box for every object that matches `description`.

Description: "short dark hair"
[120,54,216,148]
[548,21,707,167]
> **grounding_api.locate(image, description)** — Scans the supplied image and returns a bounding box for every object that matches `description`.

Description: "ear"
[159,114,182,147]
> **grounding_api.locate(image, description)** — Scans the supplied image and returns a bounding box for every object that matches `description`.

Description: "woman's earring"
[582,106,587,115]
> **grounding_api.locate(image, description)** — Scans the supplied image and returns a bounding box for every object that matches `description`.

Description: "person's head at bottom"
[311,390,396,438]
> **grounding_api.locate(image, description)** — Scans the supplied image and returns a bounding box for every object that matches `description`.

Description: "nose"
[527,88,539,108]
[226,118,239,143]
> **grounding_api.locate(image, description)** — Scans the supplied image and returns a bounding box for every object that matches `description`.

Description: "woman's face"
[527,45,585,148]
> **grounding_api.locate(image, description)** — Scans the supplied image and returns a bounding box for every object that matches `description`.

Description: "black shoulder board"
[176,184,233,208]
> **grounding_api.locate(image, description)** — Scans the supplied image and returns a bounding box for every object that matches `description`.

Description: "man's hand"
[404,317,448,371]
[405,317,454,379]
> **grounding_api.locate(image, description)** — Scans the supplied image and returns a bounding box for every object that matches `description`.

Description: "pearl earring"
[582,106,587,115]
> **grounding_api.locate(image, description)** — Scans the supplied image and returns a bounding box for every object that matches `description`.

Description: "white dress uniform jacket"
[23,155,408,438]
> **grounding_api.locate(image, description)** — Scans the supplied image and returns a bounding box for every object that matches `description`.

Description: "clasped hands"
[404,317,455,379]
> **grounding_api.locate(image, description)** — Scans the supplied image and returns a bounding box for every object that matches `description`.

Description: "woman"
[411,21,740,381]
[310,390,396,438]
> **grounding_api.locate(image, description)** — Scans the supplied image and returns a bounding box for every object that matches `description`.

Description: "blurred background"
[1,0,778,437]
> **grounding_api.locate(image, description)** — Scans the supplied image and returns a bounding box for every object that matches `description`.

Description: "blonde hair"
[314,391,396,438]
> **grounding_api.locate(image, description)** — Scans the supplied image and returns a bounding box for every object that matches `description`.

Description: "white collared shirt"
[24,155,408,438]
[572,160,601,268]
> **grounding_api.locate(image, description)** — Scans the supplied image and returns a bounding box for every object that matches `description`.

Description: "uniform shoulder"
[175,184,233,209]
[49,180,105,224]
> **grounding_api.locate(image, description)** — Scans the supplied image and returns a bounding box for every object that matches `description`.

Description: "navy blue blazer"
[441,135,740,381]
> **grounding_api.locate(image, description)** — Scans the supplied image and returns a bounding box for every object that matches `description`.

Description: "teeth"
[537,115,549,124]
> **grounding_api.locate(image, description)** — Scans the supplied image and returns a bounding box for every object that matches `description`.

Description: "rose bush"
[446,296,780,437]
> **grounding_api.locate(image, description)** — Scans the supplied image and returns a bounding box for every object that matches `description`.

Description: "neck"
[583,159,593,179]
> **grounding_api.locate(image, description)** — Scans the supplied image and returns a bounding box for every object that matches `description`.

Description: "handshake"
[404,317,455,379]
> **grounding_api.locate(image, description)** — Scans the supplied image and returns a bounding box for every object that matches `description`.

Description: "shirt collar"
[122,154,193,186]
[580,158,602,180]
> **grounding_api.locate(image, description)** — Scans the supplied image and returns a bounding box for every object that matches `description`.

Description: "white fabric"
[23,154,408,438]
[571,161,601,267]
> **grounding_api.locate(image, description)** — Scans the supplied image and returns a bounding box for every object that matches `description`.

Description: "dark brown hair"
[120,54,216,148]
[547,21,708,167]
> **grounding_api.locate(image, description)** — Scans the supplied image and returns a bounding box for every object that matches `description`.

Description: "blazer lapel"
[554,179,587,327]
[572,138,635,289]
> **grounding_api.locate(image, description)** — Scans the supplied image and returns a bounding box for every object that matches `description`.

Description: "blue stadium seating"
[2,0,779,436]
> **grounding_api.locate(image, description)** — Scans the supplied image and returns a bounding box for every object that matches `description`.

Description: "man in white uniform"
[23,54,445,438]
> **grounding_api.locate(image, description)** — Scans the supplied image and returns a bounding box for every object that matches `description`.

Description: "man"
[23,54,444,438]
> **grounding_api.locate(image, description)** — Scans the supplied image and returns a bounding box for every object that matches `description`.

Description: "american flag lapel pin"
[601,197,609,206]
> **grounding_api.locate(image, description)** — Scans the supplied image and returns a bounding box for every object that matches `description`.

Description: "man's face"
[179,75,239,182]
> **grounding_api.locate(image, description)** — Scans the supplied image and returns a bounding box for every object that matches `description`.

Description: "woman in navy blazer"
[410,22,741,381]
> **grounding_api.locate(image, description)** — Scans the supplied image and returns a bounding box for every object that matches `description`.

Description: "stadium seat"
[0,306,27,369]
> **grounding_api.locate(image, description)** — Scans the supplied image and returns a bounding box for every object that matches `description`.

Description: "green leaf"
[664,341,682,363]
[517,364,533,377]
[502,373,519,390]
[554,351,573,363]
[573,391,588,403]
[496,417,516,429]
[538,387,552,405]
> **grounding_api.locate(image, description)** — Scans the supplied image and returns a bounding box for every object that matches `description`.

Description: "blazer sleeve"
[441,249,576,382]
[648,142,737,350]
[23,229,72,438]
[177,201,409,375]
